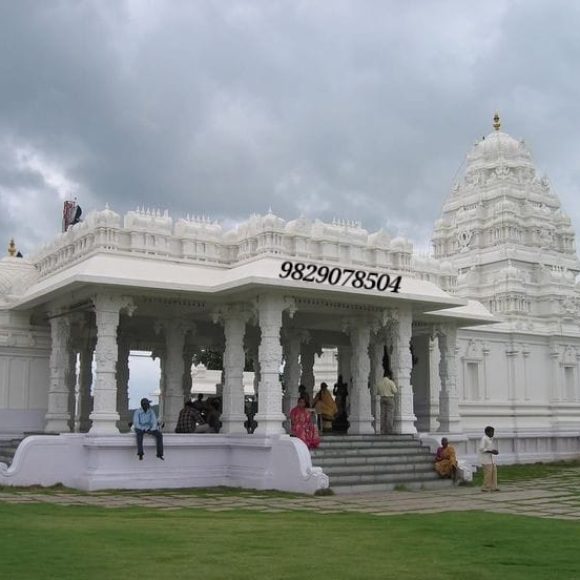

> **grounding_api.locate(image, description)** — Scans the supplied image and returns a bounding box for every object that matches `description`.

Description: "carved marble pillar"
[428,335,441,432]
[254,295,286,434]
[370,339,384,433]
[45,315,73,433]
[89,294,133,434]
[66,350,77,432]
[300,341,316,398]
[337,345,352,385]
[391,309,417,434]
[347,321,374,434]
[77,338,95,433]
[116,335,131,432]
[164,320,187,432]
[437,325,462,433]
[156,350,167,422]
[220,306,250,433]
[284,334,302,414]
[182,346,195,399]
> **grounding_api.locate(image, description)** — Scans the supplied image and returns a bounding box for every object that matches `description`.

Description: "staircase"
[0,437,24,467]
[311,434,452,494]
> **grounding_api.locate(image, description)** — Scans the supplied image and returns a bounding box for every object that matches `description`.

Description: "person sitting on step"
[434,437,457,481]
[289,395,320,449]
[133,398,164,461]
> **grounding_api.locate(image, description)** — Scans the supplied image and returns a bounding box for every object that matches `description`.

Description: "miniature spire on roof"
[493,112,501,131]
[8,238,16,257]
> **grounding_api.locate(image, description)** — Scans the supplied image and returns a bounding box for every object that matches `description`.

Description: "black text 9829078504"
[278,261,402,293]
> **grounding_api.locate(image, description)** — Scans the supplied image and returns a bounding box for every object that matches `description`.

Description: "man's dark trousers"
[135,429,164,457]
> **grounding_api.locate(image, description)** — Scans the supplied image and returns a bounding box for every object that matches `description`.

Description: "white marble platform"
[0,433,329,494]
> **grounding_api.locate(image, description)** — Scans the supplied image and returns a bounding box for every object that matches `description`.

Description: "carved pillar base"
[438,391,462,433]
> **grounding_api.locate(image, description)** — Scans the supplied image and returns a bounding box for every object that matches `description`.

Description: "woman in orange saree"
[434,437,458,480]
[313,382,338,432]
[289,397,320,449]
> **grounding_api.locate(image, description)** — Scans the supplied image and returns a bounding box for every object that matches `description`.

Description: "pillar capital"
[212,303,255,326]
[91,293,136,316]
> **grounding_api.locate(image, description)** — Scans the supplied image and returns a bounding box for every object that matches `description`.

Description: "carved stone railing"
[29,206,456,288]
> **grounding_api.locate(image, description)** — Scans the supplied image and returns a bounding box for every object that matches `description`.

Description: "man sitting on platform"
[175,401,211,433]
[133,398,164,460]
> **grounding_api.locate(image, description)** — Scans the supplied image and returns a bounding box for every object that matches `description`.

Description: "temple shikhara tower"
[0,115,578,493]
[434,114,579,332]
[432,114,580,438]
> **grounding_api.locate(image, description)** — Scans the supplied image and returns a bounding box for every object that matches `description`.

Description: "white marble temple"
[0,115,578,492]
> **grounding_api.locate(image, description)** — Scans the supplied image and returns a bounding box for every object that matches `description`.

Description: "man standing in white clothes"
[376,375,397,433]
[479,425,499,491]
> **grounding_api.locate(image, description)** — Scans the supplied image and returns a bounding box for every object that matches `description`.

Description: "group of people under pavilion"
[38,288,475,442]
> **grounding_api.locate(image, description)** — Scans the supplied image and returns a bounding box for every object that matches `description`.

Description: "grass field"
[471,460,580,487]
[1,503,579,580]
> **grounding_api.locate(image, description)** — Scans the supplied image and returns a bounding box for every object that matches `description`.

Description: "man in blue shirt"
[133,398,164,460]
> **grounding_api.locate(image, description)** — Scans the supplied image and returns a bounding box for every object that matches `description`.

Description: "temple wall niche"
[0,353,49,410]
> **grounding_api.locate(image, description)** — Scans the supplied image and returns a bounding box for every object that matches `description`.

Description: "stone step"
[313,446,432,458]
[320,434,416,442]
[332,478,454,494]
[0,437,24,466]
[316,441,424,451]
[308,434,444,494]
[323,462,437,476]
[313,454,434,467]
[329,469,441,486]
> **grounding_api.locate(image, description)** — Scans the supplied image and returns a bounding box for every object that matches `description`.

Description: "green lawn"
[471,460,580,486]
[1,504,579,580]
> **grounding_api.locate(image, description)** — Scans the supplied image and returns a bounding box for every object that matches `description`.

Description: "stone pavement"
[1,467,579,521]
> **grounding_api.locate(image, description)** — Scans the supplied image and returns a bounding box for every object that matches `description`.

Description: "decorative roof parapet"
[20,206,458,288]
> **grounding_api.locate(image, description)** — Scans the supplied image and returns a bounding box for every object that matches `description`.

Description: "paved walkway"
[1,468,579,521]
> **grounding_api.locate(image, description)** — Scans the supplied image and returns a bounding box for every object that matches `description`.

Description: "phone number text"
[279,261,402,293]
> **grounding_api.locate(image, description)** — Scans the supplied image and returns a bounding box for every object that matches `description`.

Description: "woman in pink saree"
[289,396,320,449]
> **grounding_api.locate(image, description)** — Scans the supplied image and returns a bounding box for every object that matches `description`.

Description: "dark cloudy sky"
[2,0,580,256]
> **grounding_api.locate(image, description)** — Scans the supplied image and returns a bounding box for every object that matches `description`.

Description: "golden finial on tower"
[8,238,16,257]
[493,112,501,131]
